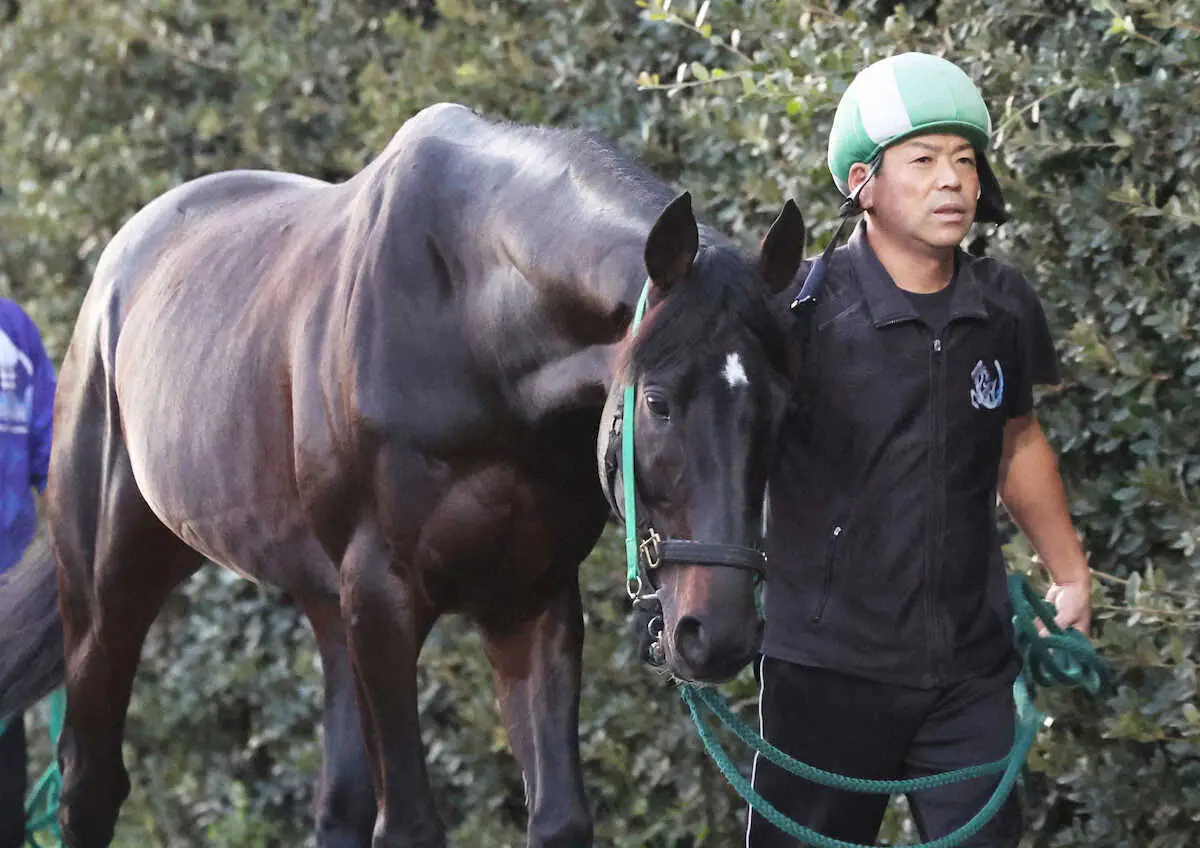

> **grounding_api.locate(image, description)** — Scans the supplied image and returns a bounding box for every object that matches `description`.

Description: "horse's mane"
[510,124,677,208]
[388,109,782,370]
[502,127,784,377]
[560,130,681,210]
[497,123,735,247]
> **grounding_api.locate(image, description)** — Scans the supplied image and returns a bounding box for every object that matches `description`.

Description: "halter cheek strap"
[597,281,767,657]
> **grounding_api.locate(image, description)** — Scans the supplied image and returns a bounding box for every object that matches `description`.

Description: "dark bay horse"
[0,103,805,847]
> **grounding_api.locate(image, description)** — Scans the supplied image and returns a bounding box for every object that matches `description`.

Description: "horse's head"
[600,192,806,683]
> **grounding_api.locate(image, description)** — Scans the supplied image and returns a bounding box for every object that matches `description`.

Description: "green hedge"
[4,0,1197,845]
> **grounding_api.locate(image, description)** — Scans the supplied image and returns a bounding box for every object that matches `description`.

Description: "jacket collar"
[846,221,989,328]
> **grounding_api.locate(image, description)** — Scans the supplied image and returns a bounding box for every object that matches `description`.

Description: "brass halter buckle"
[639,528,663,570]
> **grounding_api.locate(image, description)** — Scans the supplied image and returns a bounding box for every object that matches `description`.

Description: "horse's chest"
[399,421,608,623]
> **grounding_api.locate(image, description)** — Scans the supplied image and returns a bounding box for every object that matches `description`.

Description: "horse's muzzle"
[668,613,763,683]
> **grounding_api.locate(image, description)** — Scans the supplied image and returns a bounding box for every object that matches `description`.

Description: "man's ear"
[847,162,874,210]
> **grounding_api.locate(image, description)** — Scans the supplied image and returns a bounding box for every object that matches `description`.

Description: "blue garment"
[0,298,55,575]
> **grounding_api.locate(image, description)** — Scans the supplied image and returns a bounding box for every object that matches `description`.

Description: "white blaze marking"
[722,352,749,389]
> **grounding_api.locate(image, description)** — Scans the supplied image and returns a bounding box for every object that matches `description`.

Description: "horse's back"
[81,169,326,365]
[55,168,341,581]
[103,170,323,268]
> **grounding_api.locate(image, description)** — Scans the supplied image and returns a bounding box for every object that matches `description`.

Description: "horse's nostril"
[674,615,709,668]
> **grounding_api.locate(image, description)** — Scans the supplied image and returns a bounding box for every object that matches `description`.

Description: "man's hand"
[999,416,1093,639]
[1045,579,1091,637]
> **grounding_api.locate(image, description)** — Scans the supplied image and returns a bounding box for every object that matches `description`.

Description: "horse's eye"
[645,391,670,420]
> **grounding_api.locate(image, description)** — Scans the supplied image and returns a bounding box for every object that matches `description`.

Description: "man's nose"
[936,156,963,189]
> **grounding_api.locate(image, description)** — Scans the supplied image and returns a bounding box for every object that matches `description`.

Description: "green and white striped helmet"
[828,52,992,195]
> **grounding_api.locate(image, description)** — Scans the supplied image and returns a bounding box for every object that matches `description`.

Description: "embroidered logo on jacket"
[970,359,1004,410]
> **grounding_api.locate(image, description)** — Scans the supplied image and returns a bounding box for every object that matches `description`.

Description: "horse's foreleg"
[481,573,592,848]
[298,592,376,848]
[340,524,442,848]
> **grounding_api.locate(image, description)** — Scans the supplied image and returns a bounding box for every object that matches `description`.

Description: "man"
[749,52,1092,846]
[0,297,55,848]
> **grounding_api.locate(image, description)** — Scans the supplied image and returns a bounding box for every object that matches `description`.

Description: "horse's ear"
[759,199,806,294]
[644,191,699,293]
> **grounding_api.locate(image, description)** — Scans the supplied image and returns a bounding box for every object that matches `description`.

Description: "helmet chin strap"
[790,156,880,314]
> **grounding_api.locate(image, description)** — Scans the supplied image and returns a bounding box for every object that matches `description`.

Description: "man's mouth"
[933,202,968,219]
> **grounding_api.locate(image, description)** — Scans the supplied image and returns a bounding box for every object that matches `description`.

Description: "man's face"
[851,133,980,251]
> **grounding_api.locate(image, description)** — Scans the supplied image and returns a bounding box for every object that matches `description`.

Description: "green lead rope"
[622,283,652,593]
[676,573,1111,848]
[681,681,1037,848]
[681,679,1033,796]
[1009,574,1111,695]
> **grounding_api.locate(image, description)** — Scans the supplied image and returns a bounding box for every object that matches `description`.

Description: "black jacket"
[763,223,1060,687]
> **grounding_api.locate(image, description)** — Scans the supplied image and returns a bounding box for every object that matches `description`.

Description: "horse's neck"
[478,215,650,423]
[345,131,656,425]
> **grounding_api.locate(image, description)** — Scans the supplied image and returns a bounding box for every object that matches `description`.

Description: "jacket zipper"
[925,334,946,682]
[811,522,842,624]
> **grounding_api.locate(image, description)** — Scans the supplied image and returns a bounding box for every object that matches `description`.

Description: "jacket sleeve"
[26,324,56,493]
[1008,272,1061,419]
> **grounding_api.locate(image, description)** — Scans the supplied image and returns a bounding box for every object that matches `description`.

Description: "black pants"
[746,655,1022,847]
[0,712,26,848]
